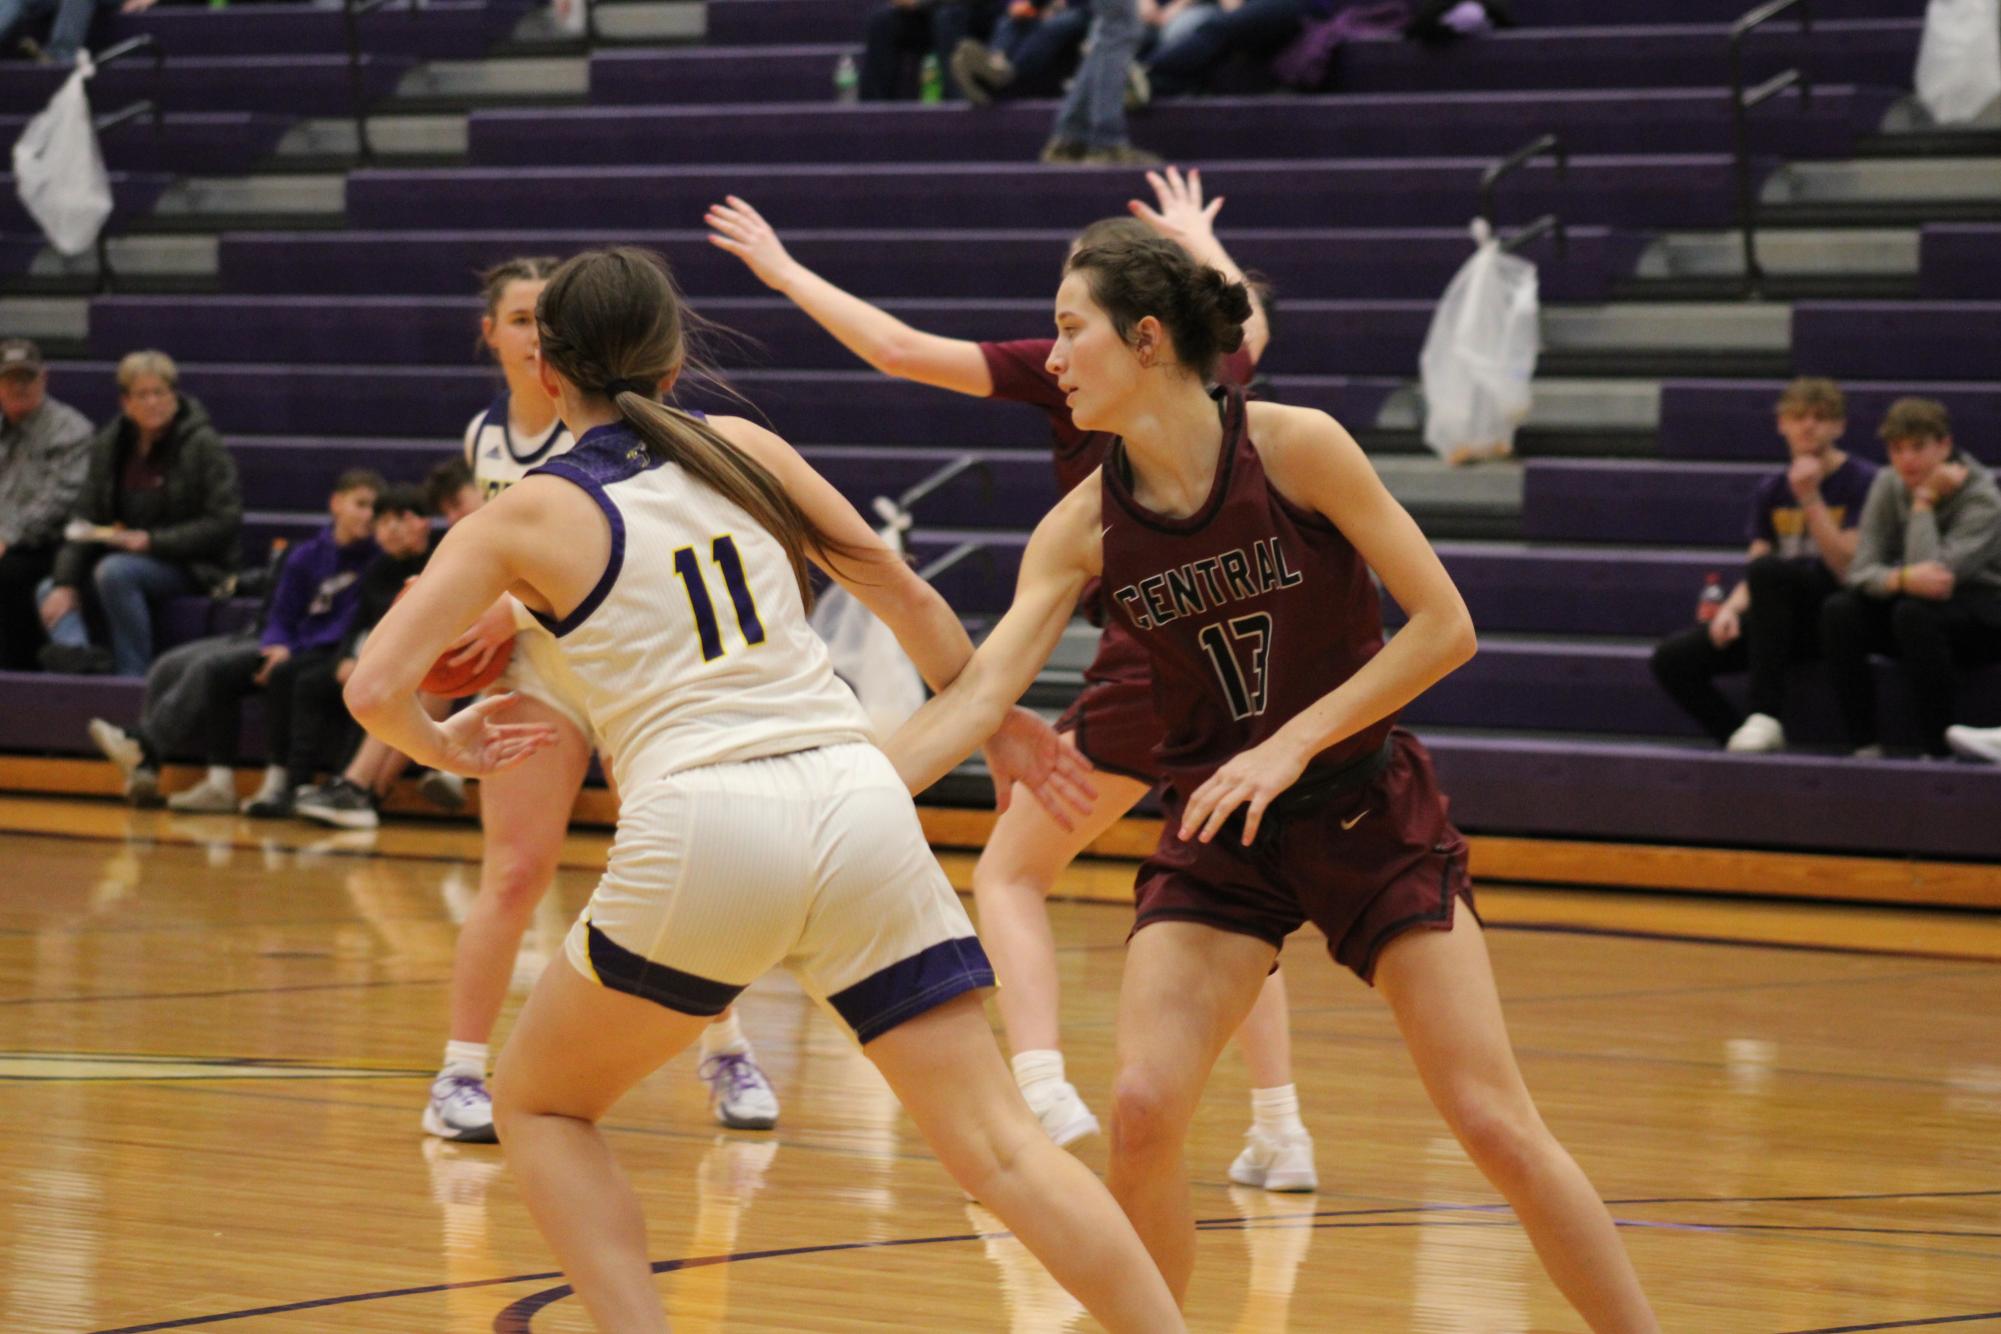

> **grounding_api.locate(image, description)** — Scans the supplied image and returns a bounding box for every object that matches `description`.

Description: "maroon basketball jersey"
[1100,390,1394,799]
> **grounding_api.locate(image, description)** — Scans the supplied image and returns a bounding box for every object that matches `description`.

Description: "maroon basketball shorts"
[1056,618,1162,786]
[1133,729,1476,984]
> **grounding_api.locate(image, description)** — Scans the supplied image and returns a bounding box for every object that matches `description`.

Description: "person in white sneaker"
[1946,722,2001,763]
[1651,378,1877,752]
[420,259,782,1146]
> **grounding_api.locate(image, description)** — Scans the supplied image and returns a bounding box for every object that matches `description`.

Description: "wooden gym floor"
[1,796,1998,1333]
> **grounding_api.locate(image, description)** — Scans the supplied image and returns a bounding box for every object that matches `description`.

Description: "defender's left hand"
[1180,735,1309,847]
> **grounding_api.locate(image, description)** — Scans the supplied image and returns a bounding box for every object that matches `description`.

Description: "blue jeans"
[993,7,1090,96]
[1052,0,1141,149]
[1146,0,1304,96]
[0,0,113,62]
[39,552,194,676]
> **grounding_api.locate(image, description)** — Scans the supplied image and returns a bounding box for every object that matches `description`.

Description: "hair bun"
[1200,269,1251,356]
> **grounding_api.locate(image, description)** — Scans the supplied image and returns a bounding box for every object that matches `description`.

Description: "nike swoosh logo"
[1340,810,1368,831]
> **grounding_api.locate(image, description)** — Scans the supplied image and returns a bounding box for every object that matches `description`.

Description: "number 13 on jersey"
[674,535,766,661]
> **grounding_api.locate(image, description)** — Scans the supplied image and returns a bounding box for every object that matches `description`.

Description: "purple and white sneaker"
[699,1052,780,1130]
[422,1071,497,1143]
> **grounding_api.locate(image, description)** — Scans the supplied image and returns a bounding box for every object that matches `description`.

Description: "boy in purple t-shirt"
[1651,378,1876,750]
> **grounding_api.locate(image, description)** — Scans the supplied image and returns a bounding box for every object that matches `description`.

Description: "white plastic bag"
[1916,0,2001,125]
[1419,218,1540,463]
[811,497,927,742]
[10,56,113,258]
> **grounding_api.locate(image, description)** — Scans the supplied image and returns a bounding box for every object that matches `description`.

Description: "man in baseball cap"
[0,339,93,669]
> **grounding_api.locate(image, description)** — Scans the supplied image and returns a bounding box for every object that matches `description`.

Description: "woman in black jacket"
[38,351,242,676]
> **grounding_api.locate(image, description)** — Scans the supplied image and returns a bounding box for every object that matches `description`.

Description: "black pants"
[1651,556,1836,743]
[861,1,992,100]
[202,645,346,780]
[1821,588,2001,753]
[283,648,357,788]
[0,543,55,671]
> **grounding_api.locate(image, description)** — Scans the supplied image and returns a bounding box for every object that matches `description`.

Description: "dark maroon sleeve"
[979,339,1068,411]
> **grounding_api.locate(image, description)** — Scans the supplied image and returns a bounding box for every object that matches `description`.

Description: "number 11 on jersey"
[674,535,766,661]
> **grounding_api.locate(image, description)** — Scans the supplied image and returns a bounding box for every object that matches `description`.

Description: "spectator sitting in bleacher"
[1650,378,1877,753]
[294,483,455,830]
[37,351,240,677]
[951,0,1205,105]
[0,339,92,671]
[859,0,1002,100]
[1822,398,2001,758]
[157,468,383,816]
[425,456,483,526]
[2,0,154,65]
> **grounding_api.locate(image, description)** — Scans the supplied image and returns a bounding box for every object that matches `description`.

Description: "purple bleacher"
[47,359,1399,444]
[1920,224,2001,299]
[704,0,875,45]
[1424,734,2001,860]
[0,174,169,235]
[101,1,526,59]
[229,436,460,512]
[1334,21,1921,96]
[1793,302,2001,382]
[590,46,847,105]
[0,114,290,177]
[1659,380,2001,465]
[345,157,1742,233]
[1521,459,1769,547]
[1513,0,1910,21]
[213,227,1628,302]
[98,293,1428,376]
[479,87,1888,167]
[0,56,413,118]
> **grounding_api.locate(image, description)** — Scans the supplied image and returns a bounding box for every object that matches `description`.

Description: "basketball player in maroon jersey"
[883,237,1658,1329]
[707,172,1319,1190]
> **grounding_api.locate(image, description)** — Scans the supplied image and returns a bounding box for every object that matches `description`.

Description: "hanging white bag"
[10,55,113,258]
[1916,0,2001,125]
[810,496,928,742]
[1418,217,1540,464]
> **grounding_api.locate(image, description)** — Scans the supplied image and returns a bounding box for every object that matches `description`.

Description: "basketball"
[393,582,514,697]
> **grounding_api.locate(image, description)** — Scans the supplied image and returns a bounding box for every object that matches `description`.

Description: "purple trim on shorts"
[830,935,995,1044]
[585,923,742,1017]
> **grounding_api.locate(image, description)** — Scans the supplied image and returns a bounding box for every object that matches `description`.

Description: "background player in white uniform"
[346,247,1184,1333]
[422,258,779,1143]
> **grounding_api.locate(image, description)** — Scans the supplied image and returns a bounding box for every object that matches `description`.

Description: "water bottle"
[919,53,944,104]
[833,52,859,104]
[1696,571,1725,623]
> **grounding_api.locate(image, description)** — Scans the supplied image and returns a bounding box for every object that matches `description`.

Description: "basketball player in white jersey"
[422,258,780,1143]
[347,247,1183,1332]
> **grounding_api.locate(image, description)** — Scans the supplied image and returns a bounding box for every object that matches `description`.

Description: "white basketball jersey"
[527,422,874,792]
[467,391,571,500]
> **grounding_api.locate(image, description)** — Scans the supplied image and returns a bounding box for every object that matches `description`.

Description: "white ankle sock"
[205,765,233,787]
[1250,1084,1307,1139]
[440,1040,488,1080]
[699,1010,749,1058]
[1011,1049,1066,1101]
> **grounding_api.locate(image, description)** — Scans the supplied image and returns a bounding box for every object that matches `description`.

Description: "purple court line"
[1781,1314,2001,1333]
[1487,919,2001,966]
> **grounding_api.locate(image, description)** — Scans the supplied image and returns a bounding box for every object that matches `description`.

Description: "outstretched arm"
[705,196,996,396]
[1179,404,1477,845]
[881,484,1101,799]
[1128,166,1271,364]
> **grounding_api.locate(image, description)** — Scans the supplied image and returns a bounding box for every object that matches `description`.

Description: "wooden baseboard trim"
[6,756,1996,909]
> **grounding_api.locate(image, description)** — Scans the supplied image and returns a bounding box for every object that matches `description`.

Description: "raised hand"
[705,196,799,292]
[982,706,1098,831]
[1128,165,1224,252]
[434,693,560,776]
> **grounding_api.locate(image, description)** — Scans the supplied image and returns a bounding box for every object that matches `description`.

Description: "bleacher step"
[389,56,590,109]
[138,176,348,233]
[273,116,471,166]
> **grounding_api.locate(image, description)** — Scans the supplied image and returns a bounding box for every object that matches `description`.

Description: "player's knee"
[1108,1068,1187,1161]
[480,846,556,917]
[1440,1091,1545,1185]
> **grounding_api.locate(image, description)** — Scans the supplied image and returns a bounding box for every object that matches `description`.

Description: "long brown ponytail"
[535,246,866,606]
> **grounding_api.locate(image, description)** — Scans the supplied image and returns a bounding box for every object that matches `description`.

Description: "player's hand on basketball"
[1180,735,1308,847]
[434,693,559,776]
[705,197,797,291]
[444,600,517,679]
[982,706,1098,831]
[1129,166,1223,250]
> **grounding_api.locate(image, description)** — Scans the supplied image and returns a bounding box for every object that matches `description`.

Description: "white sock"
[440,1040,488,1080]
[205,765,233,787]
[699,1010,749,1058]
[1250,1084,1307,1140]
[1011,1049,1066,1102]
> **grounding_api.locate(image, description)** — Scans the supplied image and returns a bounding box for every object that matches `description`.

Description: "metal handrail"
[1729,0,1815,293]
[88,35,166,294]
[915,541,992,585]
[1479,133,1567,257]
[341,0,418,164]
[895,453,993,517]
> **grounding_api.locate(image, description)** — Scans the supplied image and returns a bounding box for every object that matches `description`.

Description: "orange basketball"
[393,581,515,698]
